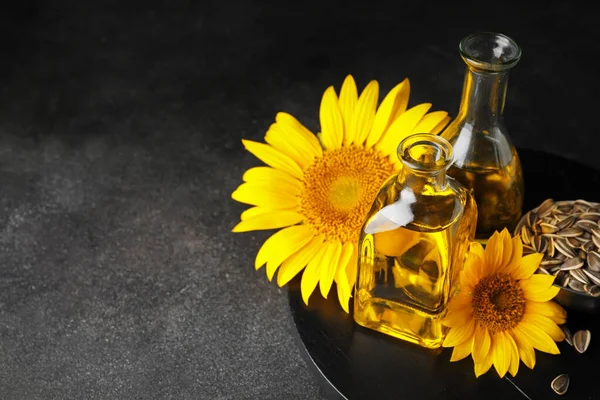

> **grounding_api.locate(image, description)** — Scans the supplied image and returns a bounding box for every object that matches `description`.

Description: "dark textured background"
[0,1,598,399]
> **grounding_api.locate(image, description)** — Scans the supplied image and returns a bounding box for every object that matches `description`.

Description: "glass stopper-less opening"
[398,134,454,172]
[459,32,521,72]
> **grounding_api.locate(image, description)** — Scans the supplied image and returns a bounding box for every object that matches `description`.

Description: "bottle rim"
[459,32,521,72]
[397,133,454,172]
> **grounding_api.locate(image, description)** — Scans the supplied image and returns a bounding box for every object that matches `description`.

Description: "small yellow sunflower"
[231,75,450,312]
[442,228,567,378]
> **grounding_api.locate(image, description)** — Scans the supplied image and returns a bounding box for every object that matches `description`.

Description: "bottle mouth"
[397,134,454,172]
[459,32,521,72]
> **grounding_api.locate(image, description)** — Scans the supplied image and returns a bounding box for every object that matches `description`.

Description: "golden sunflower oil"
[447,148,523,240]
[353,134,477,349]
[440,32,524,241]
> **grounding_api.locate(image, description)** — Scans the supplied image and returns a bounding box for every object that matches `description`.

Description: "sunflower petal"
[514,322,560,355]
[335,242,355,313]
[410,111,449,135]
[442,306,473,328]
[265,124,318,169]
[349,80,379,146]
[255,225,313,270]
[275,112,323,157]
[320,241,343,298]
[491,332,511,378]
[240,207,271,220]
[472,323,491,364]
[301,243,329,305]
[474,355,493,378]
[319,87,344,150]
[511,330,536,369]
[521,314,564,342]
[446,293,472,316]
[429,115,452,135]
[366,79,408,148]
[339,75,358,135]
[241,139,304,179]
[520,274,556,292]
[506,332,520,377]
[484,231,504,273]
[466,242,486,278]
[470,241,486,260]
[505,235,524,277]
[266,228,314,281]
[345,245,359,290]
[450,337,473,362]
[513,253,544,281]
[232,182,300,209]
[522,280,560,302]
[525,300,567,325]
[443,317,475,347]
[232,210,304,232]
[460,252,483,292]
[499,229,513,269]
[375,103,432,156]
[243,166,300,185]
[389,79,410,120]
[277,235,325,287]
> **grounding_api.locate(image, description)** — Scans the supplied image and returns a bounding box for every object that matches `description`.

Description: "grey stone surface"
[0,1,598,399]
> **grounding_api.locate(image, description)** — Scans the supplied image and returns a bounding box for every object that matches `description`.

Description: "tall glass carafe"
[353,134,477,349]
[441,32,523,241]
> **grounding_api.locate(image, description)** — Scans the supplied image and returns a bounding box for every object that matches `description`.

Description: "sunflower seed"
[528,211,539,227]
[551,374,569,395]
[555,240,577,258]
[573,330,591,353]
[547,237,556,257]
[580,231,592,241]
[531,235,540,252]
[515,199,600,297]
[581,212,600,221]
[560,257,584,271]
[537,267,550,275]
[593,234,600,249]
[522,245,535,255]
[559,227,583,237]
[540,222,559,234]
[577,219,597,233]
[568,278,585,292]
[575,199,595,208]
[537,198,556,217]
[514,214,528,235]
[583,240,596,253]
[541,258,563,266]
[585,284,600,297]
[560,325,573,346]
[567,237,581,248]
[521,225,531,245]
[582,269,600,286]
[557,215,577,230]
[570,268,590,285]
[558,273,570,287]
[588,252,600,272]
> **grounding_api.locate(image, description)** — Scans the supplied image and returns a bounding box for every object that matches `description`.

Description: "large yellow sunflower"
[442,229,567,377]
[231,75,450,312]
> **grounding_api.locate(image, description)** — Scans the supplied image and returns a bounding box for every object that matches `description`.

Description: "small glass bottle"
[353,134,476,349]
[441,32,523,241]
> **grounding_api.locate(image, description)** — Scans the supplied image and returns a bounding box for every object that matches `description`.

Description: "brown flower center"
[472,273,526,333]
[299,146,395,243]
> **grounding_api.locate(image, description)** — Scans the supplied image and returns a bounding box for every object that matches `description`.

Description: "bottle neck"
[398,166,448,193]
[457,67,509,123]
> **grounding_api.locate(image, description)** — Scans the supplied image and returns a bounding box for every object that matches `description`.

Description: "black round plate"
[288,148,600,400]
